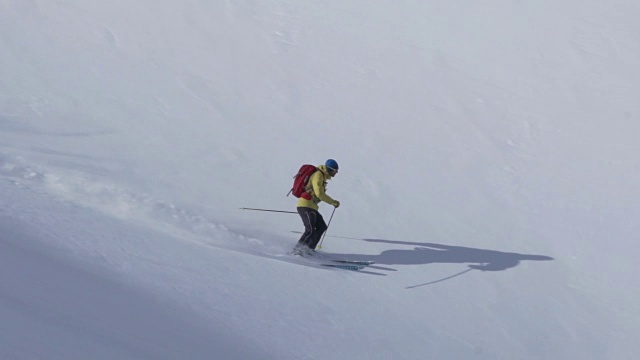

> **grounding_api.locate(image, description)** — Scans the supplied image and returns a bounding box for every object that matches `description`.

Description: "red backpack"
[288,164,318,200]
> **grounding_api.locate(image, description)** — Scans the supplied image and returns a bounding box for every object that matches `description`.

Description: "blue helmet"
[325,159,339,171]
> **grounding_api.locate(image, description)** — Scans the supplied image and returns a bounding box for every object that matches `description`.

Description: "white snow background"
[1,1,639,359]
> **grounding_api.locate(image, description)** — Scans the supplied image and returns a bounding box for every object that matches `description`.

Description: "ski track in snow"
[0,154,284,258]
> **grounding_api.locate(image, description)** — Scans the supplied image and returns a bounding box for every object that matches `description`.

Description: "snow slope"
[1,0,639,359]
[0,182,267,360]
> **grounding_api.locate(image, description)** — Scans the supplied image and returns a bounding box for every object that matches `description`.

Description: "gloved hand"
[333,200,340,208]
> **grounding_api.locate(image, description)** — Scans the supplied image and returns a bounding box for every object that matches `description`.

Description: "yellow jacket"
[297,165,337,210]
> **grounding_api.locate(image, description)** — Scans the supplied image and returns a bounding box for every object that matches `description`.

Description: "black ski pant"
[296,207,327,250]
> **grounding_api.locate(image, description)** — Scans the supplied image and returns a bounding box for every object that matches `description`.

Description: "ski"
[330,259,375,266]
[286,251,374,271]
[321,263,367,271]
[321,259,374,270]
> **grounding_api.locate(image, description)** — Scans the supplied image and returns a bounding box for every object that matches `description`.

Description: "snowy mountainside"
[2,0,640,359]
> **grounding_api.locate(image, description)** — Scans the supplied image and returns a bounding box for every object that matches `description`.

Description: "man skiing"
[293,159,340,256]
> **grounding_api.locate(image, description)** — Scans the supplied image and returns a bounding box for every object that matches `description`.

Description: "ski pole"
[239,207,297,214]
[317,207,336,250]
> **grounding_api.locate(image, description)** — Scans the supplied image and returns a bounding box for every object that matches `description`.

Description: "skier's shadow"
[329,238,554,272]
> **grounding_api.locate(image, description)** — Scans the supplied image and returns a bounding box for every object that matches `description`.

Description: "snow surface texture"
[1,0,639,359]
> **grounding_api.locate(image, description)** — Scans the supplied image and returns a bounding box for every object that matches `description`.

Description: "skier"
[293,159,340,256]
